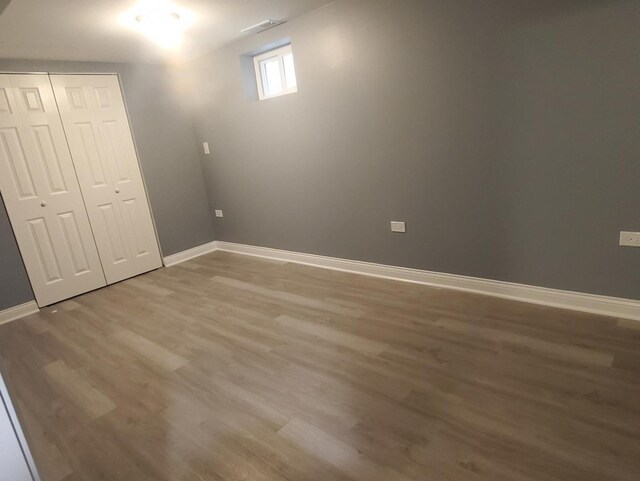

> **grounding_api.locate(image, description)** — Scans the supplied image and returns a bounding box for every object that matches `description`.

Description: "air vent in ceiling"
[241,19,286,34]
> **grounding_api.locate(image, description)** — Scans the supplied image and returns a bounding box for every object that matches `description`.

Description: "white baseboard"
[0,301,39,325]
[4,241,638,326]
[214,241,640,321]
[163,241,218,267]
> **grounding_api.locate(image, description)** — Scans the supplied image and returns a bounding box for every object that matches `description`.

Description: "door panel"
[58,211,92,274]
[98,203,128,263]
[0,127,38,198]
[33,125,68,194]
[50,74,162,284]
[28,217,63,283]
[0,74,106,306]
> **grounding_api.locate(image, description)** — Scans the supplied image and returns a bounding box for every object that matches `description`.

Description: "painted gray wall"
[0,60,214,310]
[0,196,32,309]
[497,1,640,300]
[188,0,640,300]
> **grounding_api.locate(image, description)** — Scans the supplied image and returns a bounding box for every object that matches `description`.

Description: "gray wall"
[0,197,32,309]
[188,0,640,300]
[498,1,640,300]
[0,60,215,310]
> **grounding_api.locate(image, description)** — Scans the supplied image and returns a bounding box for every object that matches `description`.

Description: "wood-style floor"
[1,251,639,481]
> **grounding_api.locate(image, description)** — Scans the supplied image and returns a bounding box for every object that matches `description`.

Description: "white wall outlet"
[620,231,640,247]
[390,221,406,233]
[203,142,210,155]
[215,209,223,218]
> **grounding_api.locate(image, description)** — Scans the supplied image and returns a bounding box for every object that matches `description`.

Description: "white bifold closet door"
[50,75,162,285]
[0,74,106,306]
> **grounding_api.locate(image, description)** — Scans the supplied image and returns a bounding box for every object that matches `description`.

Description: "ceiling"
[0,0,623,65]
[0,0,331,64]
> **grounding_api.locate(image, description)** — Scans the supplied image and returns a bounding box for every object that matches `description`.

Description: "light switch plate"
[215,209,223,218]
[203,142,210,155]
[390,221,406,233]
[620,231,640,247]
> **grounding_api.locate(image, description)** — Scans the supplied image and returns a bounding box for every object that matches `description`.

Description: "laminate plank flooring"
[0,251,639,481]
[43,360,116,420]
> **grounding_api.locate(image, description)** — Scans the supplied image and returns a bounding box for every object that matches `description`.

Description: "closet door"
[50,74,162,285]
[0,74,106,307]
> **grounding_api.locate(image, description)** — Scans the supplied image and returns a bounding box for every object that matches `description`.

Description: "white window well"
[253,44,297,100]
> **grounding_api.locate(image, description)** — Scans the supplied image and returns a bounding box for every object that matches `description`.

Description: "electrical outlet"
[215,210,223,218]
[620,231,640,247]
[203,142,210,155]
[390,221,406,233]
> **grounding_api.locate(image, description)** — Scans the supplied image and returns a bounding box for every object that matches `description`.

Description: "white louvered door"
[0,74,106,306]
[50,74,162,284]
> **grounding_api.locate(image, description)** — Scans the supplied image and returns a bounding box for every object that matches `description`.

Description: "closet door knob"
[115,188,120,194]
[40,201,47,207]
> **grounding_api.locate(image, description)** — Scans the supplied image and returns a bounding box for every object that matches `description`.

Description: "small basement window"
[253,44,297,100]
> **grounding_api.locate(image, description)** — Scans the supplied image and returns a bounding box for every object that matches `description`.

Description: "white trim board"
[163,241,218,267]
[214,241,640,321]
[0,301,39,325]
[4,241,639,325]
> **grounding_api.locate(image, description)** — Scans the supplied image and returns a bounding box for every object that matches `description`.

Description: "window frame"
[253,44,298,100]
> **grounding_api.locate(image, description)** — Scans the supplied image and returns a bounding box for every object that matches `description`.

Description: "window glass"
[261,57,283,96]
[283,53,297,90]
[253,44,297,100]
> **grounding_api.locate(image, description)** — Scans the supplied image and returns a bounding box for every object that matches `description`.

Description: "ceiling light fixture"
[136,11,180,25]
[121,0,195,50]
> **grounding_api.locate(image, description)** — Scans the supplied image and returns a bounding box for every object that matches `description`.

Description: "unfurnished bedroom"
[0,1,639,480]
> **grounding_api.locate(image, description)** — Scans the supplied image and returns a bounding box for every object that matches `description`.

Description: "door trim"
[0,371,42,480]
